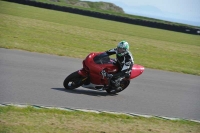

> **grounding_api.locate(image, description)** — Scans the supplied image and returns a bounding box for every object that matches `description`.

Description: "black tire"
[63,71,83,90]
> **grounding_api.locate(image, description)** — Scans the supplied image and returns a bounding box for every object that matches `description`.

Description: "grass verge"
[0,106,200,133]
[0,0,200,76]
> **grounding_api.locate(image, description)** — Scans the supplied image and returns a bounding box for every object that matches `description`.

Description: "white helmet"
[117,41,129,56]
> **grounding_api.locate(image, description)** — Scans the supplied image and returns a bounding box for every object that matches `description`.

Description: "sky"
[83,0,200,26]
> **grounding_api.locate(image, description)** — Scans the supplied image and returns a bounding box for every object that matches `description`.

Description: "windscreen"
[93,52,111,64]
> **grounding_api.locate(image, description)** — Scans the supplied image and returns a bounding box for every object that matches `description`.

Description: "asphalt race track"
[0,48,200,121]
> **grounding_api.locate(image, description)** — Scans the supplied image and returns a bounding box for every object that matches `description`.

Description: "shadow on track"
[51,88,117,97]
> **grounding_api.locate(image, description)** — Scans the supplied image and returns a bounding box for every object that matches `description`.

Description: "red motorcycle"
[63,52,144,94]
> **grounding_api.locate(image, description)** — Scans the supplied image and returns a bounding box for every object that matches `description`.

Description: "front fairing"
[83,52,118,85]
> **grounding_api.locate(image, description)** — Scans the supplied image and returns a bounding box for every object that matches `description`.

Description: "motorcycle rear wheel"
[106,79,130,94]
[63,71,83,90]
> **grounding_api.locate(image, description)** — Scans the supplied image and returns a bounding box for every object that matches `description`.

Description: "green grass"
[0,106,200,133]
[0,1,200,75]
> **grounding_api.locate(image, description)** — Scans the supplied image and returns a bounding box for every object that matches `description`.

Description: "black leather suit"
[106,48,134,83]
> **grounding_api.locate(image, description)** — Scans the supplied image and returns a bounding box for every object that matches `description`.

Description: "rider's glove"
[106,73,113,79]
[101,69,113,79]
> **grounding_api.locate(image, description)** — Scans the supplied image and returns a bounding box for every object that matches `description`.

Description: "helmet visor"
[117,47,126,53]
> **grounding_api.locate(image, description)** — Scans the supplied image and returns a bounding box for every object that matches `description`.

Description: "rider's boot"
[110,79,122,92]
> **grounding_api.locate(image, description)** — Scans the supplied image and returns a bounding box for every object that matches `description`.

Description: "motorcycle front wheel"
[63,71,84,90]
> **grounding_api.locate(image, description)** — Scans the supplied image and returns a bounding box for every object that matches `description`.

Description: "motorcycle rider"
[105,40,134,91]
